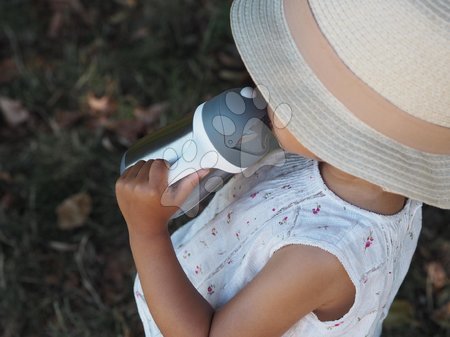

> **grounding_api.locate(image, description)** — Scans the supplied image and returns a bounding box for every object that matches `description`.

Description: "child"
[115,0,450,336]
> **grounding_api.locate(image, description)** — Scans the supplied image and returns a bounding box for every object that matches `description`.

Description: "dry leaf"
[1,192,15,210]
[0,59,18,84]
[111,119,147,145]
[134,102,166,125]
[432,301,450,327]
[101,249,133,305]
[48,11,65,39]
[56,192,92,230]
[426,261,448,291]
[0,97,30,127]
[87,93,117,116]
[54,110,84,128]
[131,27,150,40]
[0,171,13,183]
[47,0,89,38]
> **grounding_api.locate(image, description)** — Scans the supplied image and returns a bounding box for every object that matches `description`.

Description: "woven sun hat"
[230,0,450,209]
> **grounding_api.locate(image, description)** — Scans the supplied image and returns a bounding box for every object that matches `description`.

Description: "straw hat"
[230,0,450,209]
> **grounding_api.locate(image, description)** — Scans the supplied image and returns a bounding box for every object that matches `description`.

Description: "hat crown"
[230,0,450,208]
[309,0,450,127]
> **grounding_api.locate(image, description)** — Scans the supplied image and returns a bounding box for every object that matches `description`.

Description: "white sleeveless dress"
[134,150,422,337]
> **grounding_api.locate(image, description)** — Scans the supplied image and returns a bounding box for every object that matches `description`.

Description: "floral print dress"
[134,150,422,337]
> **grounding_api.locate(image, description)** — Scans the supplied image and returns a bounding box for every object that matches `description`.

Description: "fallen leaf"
[426,261,448,291]
[54,110,85,128]
[86,93,117,116]
[47,0,90,38]
[432,301,450,327]
[109,119,147,145]
[56,192,92,230]
[133,102,166,125]
[1,192,15,210]
[0,97,30,127]
[102,249,133,305]
[0,59,18,84]
[0,171,13,183]
[48,11,64,39]
[131,27,150,40]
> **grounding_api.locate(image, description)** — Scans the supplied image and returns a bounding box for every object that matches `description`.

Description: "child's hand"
[115,159,209,236]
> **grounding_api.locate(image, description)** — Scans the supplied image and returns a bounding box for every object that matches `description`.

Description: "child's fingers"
[169,169,210,204]
[135,160,153,183]
[121,160,146,180]
[149,159,170,181]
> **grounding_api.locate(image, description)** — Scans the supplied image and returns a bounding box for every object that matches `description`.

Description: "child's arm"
[116,160,354,337]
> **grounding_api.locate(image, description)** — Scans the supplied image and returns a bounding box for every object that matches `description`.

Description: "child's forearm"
[130,229,214,337]
[116,160,215,335]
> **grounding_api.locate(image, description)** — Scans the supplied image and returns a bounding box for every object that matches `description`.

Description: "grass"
[0,1,448,336]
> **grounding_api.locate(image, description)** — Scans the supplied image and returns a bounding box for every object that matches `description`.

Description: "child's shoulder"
[266,182,423,279]
[263,197,422,326]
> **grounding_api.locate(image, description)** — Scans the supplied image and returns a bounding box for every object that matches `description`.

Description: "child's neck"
[319,162,407,215]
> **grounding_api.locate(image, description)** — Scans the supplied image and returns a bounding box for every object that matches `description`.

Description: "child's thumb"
[174,168,210,201]
[197,168,210,179]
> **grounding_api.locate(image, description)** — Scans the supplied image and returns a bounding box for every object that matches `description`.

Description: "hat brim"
[230,0,450,209]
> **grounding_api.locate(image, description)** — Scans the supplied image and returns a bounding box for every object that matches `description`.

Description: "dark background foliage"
[0,1,448,336]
